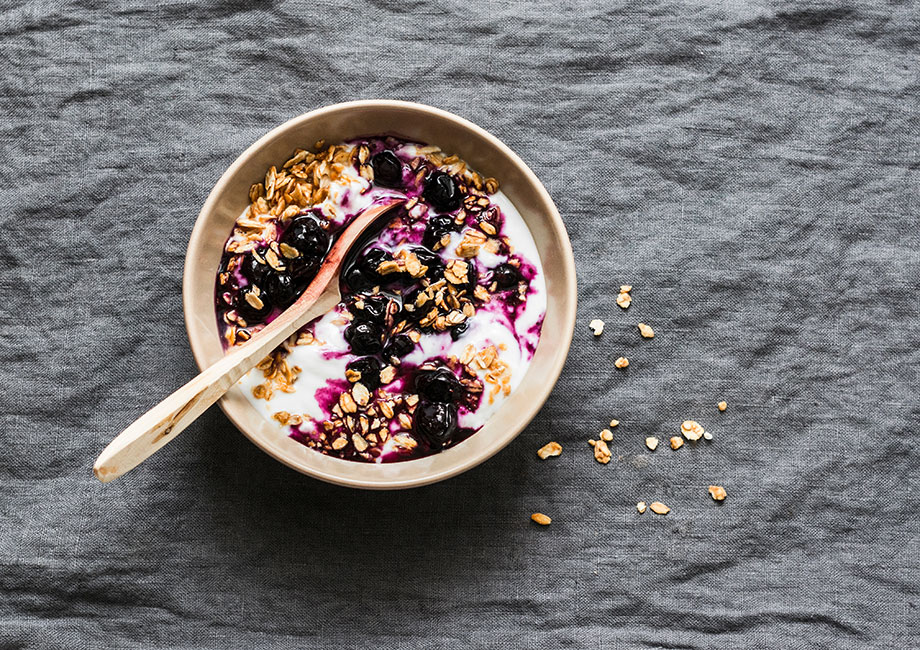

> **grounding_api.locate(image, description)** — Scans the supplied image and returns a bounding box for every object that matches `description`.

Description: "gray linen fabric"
[1,1,918,647]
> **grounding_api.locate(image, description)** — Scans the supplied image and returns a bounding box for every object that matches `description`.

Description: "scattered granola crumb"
[708,485,727,501]
[589,319,605,336]
[614,356,629,369]
[649,501,670,515]
[638,322,655,339]
[600,428,613,442]
[609,419,619,428]
[594,439,612,464]
[537,441,563,460]
[703,431,713,441]
[645,436,659,451]
[718,401,728,412]
[620,285,633,293]
[588,439,596,446]
[531,513,552,526]
[669,436,684,450]
[681,420,705,441]
[636,501,647,514]
[616,292,632,309]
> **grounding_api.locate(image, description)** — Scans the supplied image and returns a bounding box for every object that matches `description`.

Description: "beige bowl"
[183,100,576,489]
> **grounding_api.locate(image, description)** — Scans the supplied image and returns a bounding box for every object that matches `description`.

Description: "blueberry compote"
[215,136,546,463]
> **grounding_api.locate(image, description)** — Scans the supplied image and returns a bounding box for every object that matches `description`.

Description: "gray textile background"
[1,0,918,647]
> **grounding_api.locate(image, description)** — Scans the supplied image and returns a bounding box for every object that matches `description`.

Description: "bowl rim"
[182,99,577,489]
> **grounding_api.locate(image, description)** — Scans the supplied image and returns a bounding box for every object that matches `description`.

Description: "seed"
[645,436,659,451]
[703,431,713,440]
[614,356,629,369]
[279,242,300,259]
[537,441,563,459]
[594,439,611,464]
[708,485,727,501]
[636,501,647,514]
[244,292,264,310]
[669,436,684,450]
[339,392,357,413]
[352,382,370,407]
[379,366,396,385]
[638,323,655,338]
[352,434,369,452]
[589,319,605,336]
[331,437,348,450]
[649,501,670,515]
[681,420,705,441]
[718,401,727,412]
[531,513,551,526]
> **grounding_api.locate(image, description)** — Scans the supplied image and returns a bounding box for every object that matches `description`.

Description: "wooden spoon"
[93,201,401,483]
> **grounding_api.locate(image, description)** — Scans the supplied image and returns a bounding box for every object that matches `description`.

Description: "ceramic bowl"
[183,100,576,489]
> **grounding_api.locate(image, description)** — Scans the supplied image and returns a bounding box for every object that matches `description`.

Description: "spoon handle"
[93,201,398,483]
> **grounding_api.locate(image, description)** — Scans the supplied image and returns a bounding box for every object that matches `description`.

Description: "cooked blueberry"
[412,247,445,278]
[288,253,321,282]
[491,263,520,289]
[359,294,390,324]
[283,216,329,257]
[463,263,479,293]
[371,150,403,188]
[423,170,461,212]
[236,289,272,321]
[449,321,469,341]
[266,272,298,306]
[383,334,414,360]
[343,263,374,292]
[413,400,458,447]
[422,214,457,249]
[359,248,399,285]
[344,320,383,355]
[400,287,425,320]
[346,356,383,391]
[415,367,463,403]
[242,251,270,284]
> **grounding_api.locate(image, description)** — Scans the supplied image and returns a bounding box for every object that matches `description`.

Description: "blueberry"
[266,272,298,307]
[346,356,383,391]
[491,263,520,290]
[344,320,383,355]
[343,263,374,292]
[422,214,457,249]
[412,247,445,279]
[288,253,321,282]
[371,150,403,188]
[449,321,469,341]
[283,215,329,257]
[236,289,273,322]
[415,367,463,403]
[423,171,461,212]
[359,294,390,324]
[242,250,271,284]
[359,248,399,285]
[383,333,414,360]
[400,287,427,321]
[413,400,458,447]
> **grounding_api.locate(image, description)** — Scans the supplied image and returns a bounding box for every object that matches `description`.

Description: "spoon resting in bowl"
[93,200,402,483]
